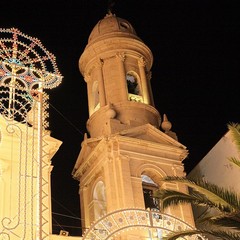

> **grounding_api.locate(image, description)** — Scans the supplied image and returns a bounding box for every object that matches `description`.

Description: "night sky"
[1,0,239,236]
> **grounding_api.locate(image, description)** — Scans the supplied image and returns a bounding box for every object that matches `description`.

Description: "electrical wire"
[48,102,86,233]
[48,101,84,136]
[52,197,81,220]
[52,224,82,229]
[52,216,65,231]
[52,212,81,220]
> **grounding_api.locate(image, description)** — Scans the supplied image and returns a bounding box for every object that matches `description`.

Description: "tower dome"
[88,13,141,43]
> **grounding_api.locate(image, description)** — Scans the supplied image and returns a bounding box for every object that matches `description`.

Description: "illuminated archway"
[82,208,206,240]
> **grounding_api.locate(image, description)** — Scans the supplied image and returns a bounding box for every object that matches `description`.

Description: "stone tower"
[73,13,196,239]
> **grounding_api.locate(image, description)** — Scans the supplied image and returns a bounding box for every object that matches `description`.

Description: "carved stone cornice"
[138,57,146,67]
[94,58,104,69]
[84,73,91,82]
[116,52,126,62]
[146,71,152,80]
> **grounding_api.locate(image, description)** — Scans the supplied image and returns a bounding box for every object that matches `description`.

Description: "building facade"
[188,129,240,239]
[188,129,240,192]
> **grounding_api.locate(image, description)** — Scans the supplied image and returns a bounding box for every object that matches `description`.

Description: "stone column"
[81,185,90,229]
[138,57,150,104]
[147,71,155,106]
[116,52,128,101]
[95,59,106,107]
[85,74,94,116]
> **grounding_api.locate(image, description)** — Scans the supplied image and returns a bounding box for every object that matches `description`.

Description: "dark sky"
[1,0,240,236]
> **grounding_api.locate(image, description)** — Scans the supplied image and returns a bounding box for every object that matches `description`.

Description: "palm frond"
[163,228,240,240]
[201,229,240,240]
[197,212,240,230]
[229,157,240,168]
[160,176,240,211]
[207,216,240,230]
[162,228,240,240]
[154,189,225,212]
[227,123,240,152]
[161,229,204,240]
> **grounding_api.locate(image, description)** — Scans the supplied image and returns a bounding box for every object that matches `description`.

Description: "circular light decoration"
[0,28,62,125]
[0,27,62,90]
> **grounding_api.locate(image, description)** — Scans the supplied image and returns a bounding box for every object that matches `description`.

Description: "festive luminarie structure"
[0,28,62,240]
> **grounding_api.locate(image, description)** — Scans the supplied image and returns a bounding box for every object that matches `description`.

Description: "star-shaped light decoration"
[0,27,62,90]
[0,28,62,126]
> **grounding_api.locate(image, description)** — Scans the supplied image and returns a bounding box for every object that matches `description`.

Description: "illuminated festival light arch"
[82,208,207,240]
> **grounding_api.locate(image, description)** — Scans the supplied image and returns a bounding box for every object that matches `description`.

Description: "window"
[93,181,106,219]
[120,22,130,31]
[141,175,160,211]
[126,73,139,95]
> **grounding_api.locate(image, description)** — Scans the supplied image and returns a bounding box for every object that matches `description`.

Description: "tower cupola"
[80,13,160,138]
[88,13,139,43]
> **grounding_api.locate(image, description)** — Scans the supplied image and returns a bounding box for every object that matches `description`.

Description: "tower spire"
[107,0,115,14]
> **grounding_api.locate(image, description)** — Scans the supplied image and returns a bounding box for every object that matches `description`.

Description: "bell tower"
[73,13,198,239]
[79,13,160,138]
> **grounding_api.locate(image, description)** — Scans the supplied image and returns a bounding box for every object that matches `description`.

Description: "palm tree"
[155,176,240,239]
[154,123,240,240]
